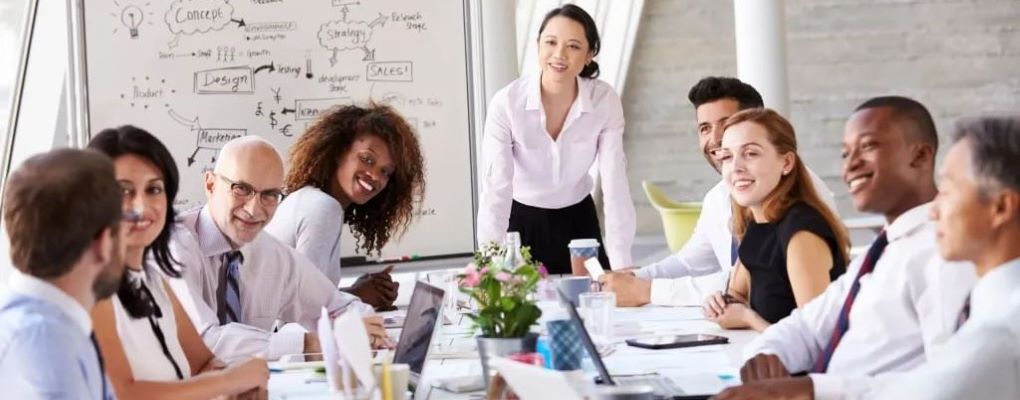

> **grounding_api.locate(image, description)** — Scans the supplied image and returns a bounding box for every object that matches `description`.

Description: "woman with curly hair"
[266,102,425,310]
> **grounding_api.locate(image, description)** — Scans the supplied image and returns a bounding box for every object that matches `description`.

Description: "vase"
[476,332,539,389]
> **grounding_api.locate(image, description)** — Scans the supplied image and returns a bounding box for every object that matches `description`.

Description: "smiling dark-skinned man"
[713,97,976,400]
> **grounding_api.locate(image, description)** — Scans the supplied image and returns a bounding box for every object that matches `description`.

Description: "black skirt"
[508,195,611,275]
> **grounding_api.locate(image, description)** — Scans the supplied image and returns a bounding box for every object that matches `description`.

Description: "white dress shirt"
[265,186,345,285]
[166,206,372,364]
[741,203,977,400]
[477,73,636,267]
[112,264,191,381]
[873,258,1020,399]
[634,169,836,306]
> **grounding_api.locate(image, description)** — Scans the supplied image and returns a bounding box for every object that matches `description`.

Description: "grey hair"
[951,115,1020,196]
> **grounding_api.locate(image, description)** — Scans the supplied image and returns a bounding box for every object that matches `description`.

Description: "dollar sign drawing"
[269,111,278,128]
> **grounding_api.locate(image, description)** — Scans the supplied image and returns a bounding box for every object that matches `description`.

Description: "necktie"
[89,333,110,400]
[218,250,244,325]
[955,294,971,332]
[813,231,889,373]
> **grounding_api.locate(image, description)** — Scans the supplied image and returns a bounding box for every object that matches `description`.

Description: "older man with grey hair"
[166,136,386,364]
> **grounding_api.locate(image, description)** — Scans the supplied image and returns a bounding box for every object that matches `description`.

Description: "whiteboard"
[80,0,477,263]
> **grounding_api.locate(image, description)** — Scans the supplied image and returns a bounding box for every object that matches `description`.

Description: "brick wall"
[622,0,1020,235]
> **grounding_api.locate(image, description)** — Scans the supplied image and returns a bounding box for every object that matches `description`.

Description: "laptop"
[559,289,712,400]
[392,281,445,391]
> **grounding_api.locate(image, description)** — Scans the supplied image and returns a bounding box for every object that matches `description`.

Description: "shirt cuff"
[649,279,681,306]
[810,373,846,400]
[267,327,306,361]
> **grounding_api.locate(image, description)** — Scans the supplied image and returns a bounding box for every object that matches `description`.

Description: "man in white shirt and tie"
[714,97,977,400]
[167,136,386,364]
[600,77,835,306]
[873,115,1020,399]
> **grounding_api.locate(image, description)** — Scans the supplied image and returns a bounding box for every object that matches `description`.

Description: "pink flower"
[495,271,512,282]
[460,264,481,288]
[537,262,549,278]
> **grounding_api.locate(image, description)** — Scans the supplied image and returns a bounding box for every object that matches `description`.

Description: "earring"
[782,170,790,176]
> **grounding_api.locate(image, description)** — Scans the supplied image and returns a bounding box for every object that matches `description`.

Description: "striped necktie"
[813,231,889,373]
[218,250,244,324]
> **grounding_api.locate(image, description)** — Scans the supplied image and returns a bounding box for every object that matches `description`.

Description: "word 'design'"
[366,61,413,82]
[194,66,254,94]
[294,97,351,121]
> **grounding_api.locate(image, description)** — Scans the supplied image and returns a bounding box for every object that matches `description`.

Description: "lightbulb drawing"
[121,5,143,39]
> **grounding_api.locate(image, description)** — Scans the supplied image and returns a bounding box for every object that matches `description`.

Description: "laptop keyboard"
[617,375,686,398]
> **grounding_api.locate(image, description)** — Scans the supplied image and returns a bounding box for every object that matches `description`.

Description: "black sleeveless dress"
[738,202,846,323]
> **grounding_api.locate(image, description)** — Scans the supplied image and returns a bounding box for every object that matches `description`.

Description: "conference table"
[269,297,759,399]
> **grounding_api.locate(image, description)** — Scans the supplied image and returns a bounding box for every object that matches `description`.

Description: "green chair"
[642,180,702,253]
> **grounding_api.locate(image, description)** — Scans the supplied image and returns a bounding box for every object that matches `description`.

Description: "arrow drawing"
[230,18,246,28]
[169,109,201,131]
[253,62,275,75]
[280,108,296,115]
[368,12,388,28]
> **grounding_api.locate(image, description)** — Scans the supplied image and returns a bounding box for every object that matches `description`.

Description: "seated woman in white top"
[89,126,268,399]
[477,4,636,275]
[265,103,426,310]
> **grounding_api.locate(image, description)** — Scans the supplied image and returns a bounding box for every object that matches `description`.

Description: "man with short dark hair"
[600,77,835,306]
[714,97,977,400]
[0,149,126,399]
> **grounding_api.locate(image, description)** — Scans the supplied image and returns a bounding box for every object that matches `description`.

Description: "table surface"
[269,301,758,399]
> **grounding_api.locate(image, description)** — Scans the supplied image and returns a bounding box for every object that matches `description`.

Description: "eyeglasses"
[215,174,286,206]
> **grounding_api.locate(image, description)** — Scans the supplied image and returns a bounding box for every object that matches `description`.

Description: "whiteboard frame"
[67,0,483,274]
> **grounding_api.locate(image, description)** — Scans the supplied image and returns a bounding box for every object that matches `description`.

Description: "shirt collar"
[196,205,239,258]
[970,257,1020,321]
[524,73,593,114]
[885,202,931,242]
[8,271,92,335]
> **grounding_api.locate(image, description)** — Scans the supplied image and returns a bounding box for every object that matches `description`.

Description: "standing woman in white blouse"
[478,4,636,275]
[88,126,268,399]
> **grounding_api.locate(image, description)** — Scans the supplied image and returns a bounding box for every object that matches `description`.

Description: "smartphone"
[625,334,729,350]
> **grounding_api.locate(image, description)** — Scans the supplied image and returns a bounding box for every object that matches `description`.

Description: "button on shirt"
[477,74,636,267]
[874,258,1020,399]
[741,203,977,400]
[166,206,373,364]
[634,169,836,306]
[0,272,113,399]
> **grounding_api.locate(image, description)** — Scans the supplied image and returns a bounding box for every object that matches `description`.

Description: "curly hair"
[285,102,425,255]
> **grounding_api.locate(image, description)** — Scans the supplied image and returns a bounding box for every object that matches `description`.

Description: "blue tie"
[89,333,110,400]
[219,250,243,324]
[730,236,739,266]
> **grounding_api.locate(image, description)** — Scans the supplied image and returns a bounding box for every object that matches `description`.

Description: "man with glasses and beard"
[0,149,128,399]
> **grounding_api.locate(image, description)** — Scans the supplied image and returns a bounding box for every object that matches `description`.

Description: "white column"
[733,0,790,116]
[480,0,518,104]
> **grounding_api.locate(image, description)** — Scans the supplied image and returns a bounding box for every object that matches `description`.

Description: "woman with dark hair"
[477,4,636,275]
[702,109,849,332]
[265,102,425,310]
[88,126,269,399]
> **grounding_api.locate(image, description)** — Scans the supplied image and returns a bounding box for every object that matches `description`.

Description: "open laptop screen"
[393,281,445,375]
[558,288,616,385]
